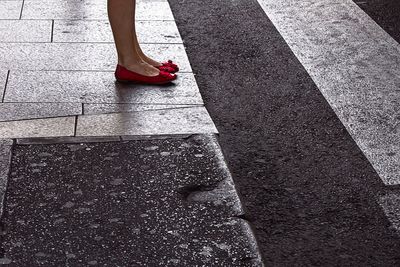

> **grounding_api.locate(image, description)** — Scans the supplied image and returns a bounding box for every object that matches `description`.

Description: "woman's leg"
[132,25,162,67]
[107,0,159,76]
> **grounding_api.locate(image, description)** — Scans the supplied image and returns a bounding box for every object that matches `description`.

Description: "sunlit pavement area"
[0,0,216,138]
[0,0,263,265]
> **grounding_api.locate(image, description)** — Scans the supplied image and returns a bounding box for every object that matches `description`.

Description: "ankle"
[117,57,143,68]
[138,54,161,67]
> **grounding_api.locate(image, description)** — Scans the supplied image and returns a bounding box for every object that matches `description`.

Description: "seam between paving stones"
[18,0,25,20]
[50,19,54,42]
[73,116,78,137]
[0,115,78,123]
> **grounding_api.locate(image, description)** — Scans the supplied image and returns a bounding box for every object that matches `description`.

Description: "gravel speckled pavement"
[0,135,262,265]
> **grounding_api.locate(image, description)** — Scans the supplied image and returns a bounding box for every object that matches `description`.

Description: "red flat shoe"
[115,65,177,84]
[157,65,176,73]
[159,60,179,73]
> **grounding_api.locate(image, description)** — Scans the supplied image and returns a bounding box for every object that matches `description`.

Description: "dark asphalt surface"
[169,0,400,265]
[1,136,261,266]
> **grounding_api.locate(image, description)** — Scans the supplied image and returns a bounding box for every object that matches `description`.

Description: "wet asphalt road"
[168,0,400,265]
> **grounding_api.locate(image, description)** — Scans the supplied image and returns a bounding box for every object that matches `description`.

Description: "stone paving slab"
[0,103,82,122]
[0,20,52,42]
[5,71,201,104]
[0,43,191,72]
[76,107,218,136]
[0,135,262,266]
[0,116,75,139]
[22,0,174,20]
[0,1,22,19]
[53,20,182,43]
[84,103,199,115]
[0,69,7,100]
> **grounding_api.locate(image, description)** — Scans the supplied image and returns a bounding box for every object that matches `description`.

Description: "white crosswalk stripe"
[257,0,400,234]
[257,0,400,185]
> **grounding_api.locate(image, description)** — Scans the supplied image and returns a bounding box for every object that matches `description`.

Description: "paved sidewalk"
[0,0,216,138]
[0,0,263,265]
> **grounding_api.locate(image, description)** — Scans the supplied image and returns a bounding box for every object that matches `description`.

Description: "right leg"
[107,0,159,76]
[132,24,162,67]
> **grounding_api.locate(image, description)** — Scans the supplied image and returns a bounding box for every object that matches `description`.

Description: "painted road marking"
[257,0,400,185]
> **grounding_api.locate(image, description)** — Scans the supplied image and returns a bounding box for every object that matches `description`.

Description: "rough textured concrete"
[0,20,52,43]
[0,103,82,122]
[76,107,218,137]
[5,71,200,104]
[0,135,262,266]
[53,20,181,44]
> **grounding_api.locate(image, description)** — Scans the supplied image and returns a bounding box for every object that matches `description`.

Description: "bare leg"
[133,24,162,67]
[107,0,159,76]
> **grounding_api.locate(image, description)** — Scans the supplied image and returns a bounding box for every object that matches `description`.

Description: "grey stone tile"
[0,1,22,19]
[53,20,182,43]
[84,104,199,115]
[257,0,400,185]
[5,72,202,104]
[76,107,218,136]
[0,69,7,100]
[0,20,52,42]
[22,0,173,20]
[0,43,191,72]
[0,117,75,139]
[0,103,82,122]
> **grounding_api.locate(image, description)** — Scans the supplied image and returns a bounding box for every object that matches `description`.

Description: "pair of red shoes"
[115,60,179,85]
